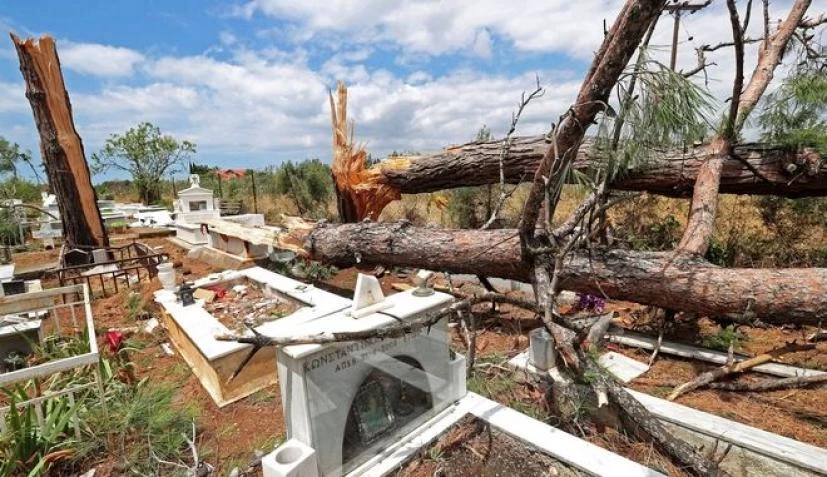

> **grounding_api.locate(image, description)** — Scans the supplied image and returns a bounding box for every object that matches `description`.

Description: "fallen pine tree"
[336,136,826,220]
[289,221,827,326]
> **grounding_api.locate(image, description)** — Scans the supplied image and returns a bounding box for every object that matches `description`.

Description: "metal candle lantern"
[178,282,195,306]
[529,327,556,370]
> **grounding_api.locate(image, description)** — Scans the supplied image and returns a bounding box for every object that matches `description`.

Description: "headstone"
[1,280,26,296]
[92,249,109,264]
[271,288,466,476]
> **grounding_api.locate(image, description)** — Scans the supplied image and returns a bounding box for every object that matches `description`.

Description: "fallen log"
[334,136,826,220]
[379,138,825,197]
[296,222,827,325]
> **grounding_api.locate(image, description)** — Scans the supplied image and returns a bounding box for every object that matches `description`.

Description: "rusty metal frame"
[53,241,169,297]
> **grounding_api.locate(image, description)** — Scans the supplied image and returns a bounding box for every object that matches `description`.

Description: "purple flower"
[574,293,606,313]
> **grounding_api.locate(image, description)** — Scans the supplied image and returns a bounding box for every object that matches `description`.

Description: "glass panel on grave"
[189,200,208,211]
[304,320,453,476]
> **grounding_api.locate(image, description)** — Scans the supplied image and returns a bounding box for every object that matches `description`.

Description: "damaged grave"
[0,283,105,435]
[202,276,304,334]
[507,326,827,477]
[154,267,351,406]
[171,174,282,268]
[54,241,170,297]
[212,272,660,477]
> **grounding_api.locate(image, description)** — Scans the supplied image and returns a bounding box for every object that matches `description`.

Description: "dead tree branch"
[708,374,827,391]
[482,76,544,230]
[667,341,816,400]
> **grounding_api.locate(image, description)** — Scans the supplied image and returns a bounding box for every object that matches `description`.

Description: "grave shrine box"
[272,287,466,476]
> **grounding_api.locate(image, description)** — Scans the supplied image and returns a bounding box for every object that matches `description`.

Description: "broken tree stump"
[11,34,108,248]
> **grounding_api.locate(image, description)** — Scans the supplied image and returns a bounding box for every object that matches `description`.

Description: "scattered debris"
[204,281,301,333]
[193,288,216,303]
[142,317,160,334]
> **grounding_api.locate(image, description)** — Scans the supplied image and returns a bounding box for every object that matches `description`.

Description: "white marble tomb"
[264,275,467,477]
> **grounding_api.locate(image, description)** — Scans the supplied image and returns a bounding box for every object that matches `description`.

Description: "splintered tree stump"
[11,34,108,248]
[329,81,400,222]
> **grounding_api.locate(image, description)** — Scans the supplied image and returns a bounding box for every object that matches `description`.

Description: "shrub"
[446,187,482,228]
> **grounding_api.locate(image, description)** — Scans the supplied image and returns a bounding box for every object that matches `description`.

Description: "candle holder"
[178,282,195,306]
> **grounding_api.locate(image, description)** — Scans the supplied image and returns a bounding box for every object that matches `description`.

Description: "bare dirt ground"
[435,291,827,463]
[84,239,284,475]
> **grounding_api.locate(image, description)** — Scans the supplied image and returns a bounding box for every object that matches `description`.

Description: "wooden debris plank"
[608,329,825,378]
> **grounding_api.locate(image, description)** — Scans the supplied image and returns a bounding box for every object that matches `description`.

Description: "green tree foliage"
[0,137,32,181]
[758,71,827,152]
[266,159,333,218]
[446,125,493,228]
[592,55,715,183]
[751,59,827,267]
[92,122,196,205]
[446,187,482,228]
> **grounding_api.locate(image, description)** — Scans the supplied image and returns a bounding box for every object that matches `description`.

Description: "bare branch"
[482,77,545,230]
[724,0,746,139]
[519,0,667,242]
[668,341,816,400]
[708,374,827,391]
[742,0,754,34]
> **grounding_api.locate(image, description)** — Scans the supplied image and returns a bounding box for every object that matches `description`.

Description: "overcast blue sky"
[0,0,800,183]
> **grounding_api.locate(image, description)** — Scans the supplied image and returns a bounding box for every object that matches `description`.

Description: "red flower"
[105,330,125,353]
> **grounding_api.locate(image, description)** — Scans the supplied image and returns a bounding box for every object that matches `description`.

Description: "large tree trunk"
[302,222,826,325]
[377,137,825,197]
[329,134,825,221]
[11,34,108,248]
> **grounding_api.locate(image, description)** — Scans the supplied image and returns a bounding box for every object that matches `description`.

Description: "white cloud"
[0,81,26,113]
[53,44,578,164]
[472,29,492,59]
[60,41,145,77]
[238,0,624,59]
[2,0,814,173]
[219,31,238,46]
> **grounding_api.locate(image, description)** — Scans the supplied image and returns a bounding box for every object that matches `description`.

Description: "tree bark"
[520,0,668,239]
[11,34,108,248]
[370,137,825,198]
[677,0,812,256]
[302,222,827,325]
